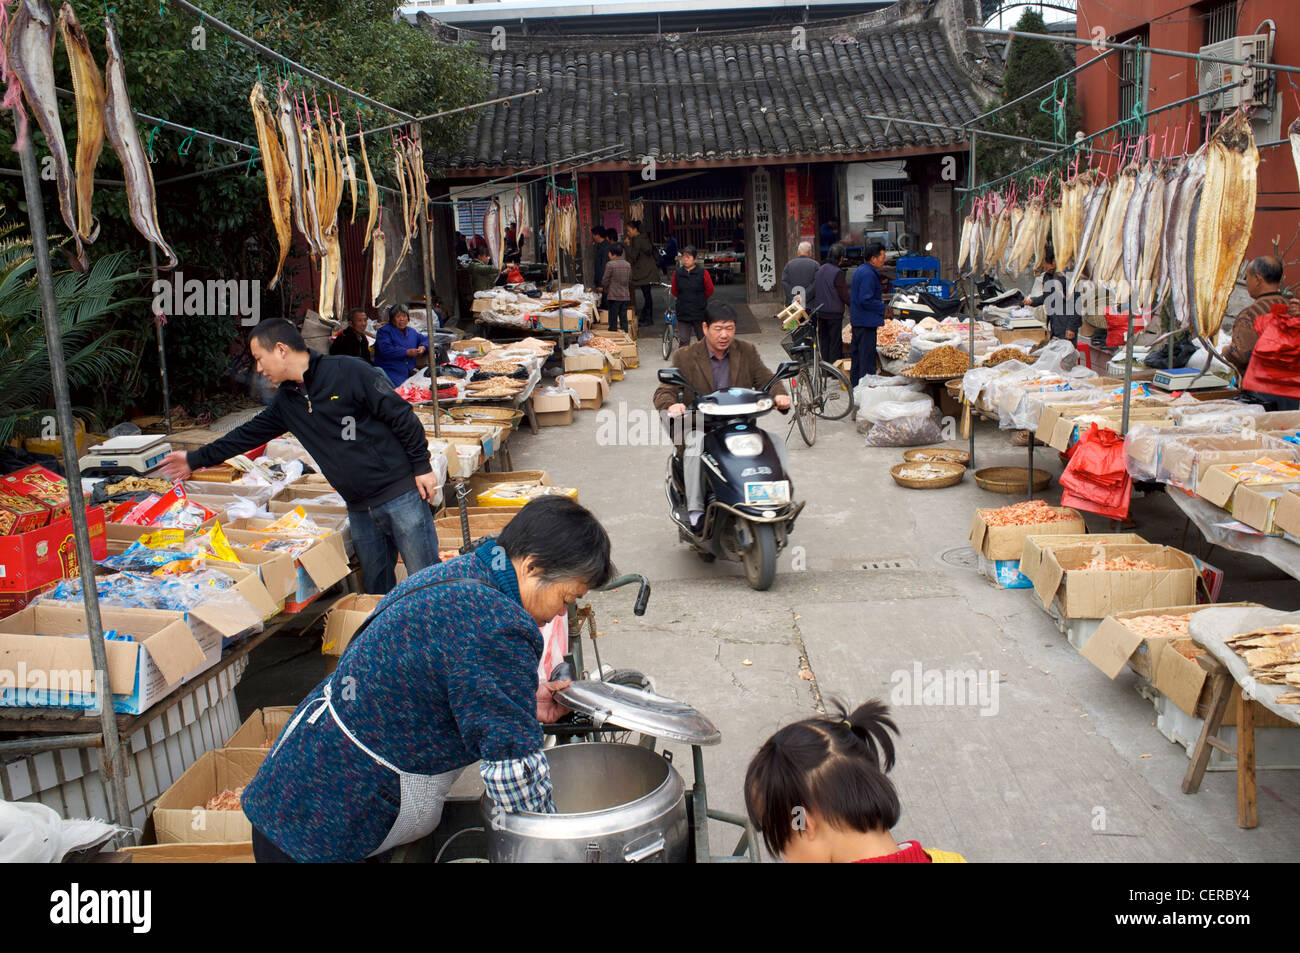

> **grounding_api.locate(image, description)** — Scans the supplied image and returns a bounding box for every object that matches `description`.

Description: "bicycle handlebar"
[597,572,651,616]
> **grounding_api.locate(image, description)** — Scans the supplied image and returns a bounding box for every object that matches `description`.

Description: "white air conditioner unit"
[1197,35,1272,113]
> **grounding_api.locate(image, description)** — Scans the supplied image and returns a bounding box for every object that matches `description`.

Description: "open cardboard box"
[1027,543,1197,619]
[225,705,296,749]
[968,506,1086,562]
[1017,532,1145,582]
[1160,434,1300,490]
[561,373,610,411]
[1047,409,1172,453]
[532,388,579,427]
[0,604,211,714]
[152,748,267,844]
[222,527,350,612]
[1232,481,1300,535]
[434,512,517,549]
[563,350,607,374]
[123,842,254,863]
[1152,637,1294,727]
[1276,489,1300,539]
[321,593,384,657]
[1081,603,1255,681]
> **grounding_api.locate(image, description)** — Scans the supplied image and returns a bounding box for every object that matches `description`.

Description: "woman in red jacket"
[745,700,967,863]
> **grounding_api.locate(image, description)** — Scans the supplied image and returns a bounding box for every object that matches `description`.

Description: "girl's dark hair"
[744,699,900,857]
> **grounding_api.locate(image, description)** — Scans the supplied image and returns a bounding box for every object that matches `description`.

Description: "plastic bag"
[1060,424,1131,519]
[908,333,961,364]
[864,408,943,447]
[1030,338,1078,374]
[854,383,927,422]
[859,390,933,425]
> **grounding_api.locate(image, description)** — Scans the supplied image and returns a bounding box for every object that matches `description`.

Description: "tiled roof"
[425,0,998,170]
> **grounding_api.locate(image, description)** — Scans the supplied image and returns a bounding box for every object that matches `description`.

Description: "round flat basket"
[448,406,525,430]
[890,461,966,490]
[973,466,1052,494]
[903,448,971,465]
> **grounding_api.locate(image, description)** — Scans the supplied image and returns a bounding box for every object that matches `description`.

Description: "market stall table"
[1183,606,1300,828]
[1162,487,1300,584]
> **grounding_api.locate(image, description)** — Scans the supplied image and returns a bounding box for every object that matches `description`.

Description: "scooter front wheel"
[742,522,778,591]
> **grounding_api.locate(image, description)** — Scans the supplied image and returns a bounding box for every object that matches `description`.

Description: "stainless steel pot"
[481,742,688,863]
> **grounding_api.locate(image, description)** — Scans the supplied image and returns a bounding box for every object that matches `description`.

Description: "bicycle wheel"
[662,321,674,360]
[794,367,817,446]
[812,360,854,421]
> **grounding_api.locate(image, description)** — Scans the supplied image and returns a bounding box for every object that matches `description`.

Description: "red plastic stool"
[1075,342,1092,369]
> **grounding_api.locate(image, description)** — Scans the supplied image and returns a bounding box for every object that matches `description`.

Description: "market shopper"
[625,219,658,327]
[811,243,849,363]
[1224,257,1290,379]
[781,241,819,307]
[328,308,373,363]
[603,242,632,334]
[469,248,503,293]
[1240,295,1300,412]
[159,319,440,595]
[242,497,616,862]
[653,308,790,531]
[848,242,887,385]
[589,225,609,315]
[1023,249,1081,342]
[660,230,679,275]
[373,305,429,387]
[670,245,713,347]
[744,700,967,863]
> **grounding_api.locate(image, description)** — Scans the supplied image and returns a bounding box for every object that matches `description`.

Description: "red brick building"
[1074,0,1299,264]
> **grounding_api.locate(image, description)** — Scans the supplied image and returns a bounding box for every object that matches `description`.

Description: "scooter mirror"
[764,361,800,391]
[658,367,689,389]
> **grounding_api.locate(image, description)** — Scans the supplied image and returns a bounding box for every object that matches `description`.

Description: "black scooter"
[657,362,805,591]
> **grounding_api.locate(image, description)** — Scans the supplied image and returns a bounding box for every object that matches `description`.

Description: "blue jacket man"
[848,242,888,385]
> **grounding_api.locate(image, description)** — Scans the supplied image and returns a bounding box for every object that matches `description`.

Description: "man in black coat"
[328,308,373,363]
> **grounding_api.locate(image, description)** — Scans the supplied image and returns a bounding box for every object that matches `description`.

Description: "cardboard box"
[1,464,78,523]
[465,469,550,502]
[0,488,51,534]
[563,373,610,411]
[1231,481,1300,535]
[0,604,212,714]
[122,842,254,863]
[226,706,296,749]
[1152,639,1295,726]
[1160,434,1300,490]
[1275,490,1300,539]
[321,593,384,657]
[535,310,584,331]
[1027,544,1197,619]
[0,508,107,607]
[995,327,1047,345]
[1018,532,1145,582]
[563,350,607,374]
[1254,410,1300,431]
[1081,603,1255,681]
[222,527,350,612]
[531,389,578,427]
[152,748,267,844]
[968,506,1087,561]
[434,512,518,549]
[1047,409,1172,453]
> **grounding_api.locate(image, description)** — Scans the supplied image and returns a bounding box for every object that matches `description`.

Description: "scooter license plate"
[744,481,791,506]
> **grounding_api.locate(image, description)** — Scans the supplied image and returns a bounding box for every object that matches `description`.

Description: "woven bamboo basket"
[973,466,1052,494]
[903,448,971,465]
[889,461,966,490]
[448,406,525,430]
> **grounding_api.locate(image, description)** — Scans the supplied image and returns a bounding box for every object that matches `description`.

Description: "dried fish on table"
[102,17,175,268]
[9,0,86,266]
[248,82,292,290]
[1192,111,1258,340]
[56,3,103,244]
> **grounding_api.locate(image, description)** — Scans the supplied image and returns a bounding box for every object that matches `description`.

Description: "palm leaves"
[0,217,143,447]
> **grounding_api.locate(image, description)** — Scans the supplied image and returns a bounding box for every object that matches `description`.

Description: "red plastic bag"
[1243,300,1300,399]
[1060,424,1131,519]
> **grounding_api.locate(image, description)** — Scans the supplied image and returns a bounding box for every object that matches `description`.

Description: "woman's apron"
[271,575,498,857]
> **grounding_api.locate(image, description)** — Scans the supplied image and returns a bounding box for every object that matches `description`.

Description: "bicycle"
[780,310,854,447]
[660,282,677,360]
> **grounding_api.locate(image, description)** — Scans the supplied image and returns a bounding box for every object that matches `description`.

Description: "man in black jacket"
[160,319,440,594]
[328,308,373,363]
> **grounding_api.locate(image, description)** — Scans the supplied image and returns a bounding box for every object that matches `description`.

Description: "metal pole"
[54,87,258,154]
[355,88,545,142]
[965,43,1123,129]
[150,244,173,435]
[170,0,417,120]
[967,133,977,469]
[14,132,133,842]
[414,125,441,440]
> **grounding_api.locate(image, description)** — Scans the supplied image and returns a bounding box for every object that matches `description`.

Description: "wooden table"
[1182,606,1300,829]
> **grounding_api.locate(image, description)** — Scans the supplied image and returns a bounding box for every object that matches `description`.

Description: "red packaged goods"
[2,464,75,522]
[0,487,50,534]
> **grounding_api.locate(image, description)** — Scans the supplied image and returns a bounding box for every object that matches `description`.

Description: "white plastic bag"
[859,390,933,425]
[864,406,943,447]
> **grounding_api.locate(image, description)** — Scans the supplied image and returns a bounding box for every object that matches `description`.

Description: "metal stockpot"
[481,742,688,863]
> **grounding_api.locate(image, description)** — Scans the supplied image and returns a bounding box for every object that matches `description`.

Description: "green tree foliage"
[0,213,141,445]
[0,1,486,420]
[977,9,1081,187]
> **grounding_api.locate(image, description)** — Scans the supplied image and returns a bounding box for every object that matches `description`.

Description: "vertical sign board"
[784,167,800,258]
[798,171,816,248]
[577,175,594,284]
[752,168,777,292]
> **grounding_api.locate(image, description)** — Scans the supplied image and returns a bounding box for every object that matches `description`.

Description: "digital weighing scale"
[78,434,173,476]
[1151,367,1232,392]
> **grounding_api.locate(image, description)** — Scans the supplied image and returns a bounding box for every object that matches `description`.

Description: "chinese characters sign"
[752,168,776,292]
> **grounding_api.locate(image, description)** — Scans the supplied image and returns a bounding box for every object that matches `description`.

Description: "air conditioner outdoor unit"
[1197,34,1272,113]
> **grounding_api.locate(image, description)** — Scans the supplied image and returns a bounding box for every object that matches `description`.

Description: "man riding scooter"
[652,305,791,532]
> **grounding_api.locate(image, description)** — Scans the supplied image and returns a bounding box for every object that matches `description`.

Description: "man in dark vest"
[670,245,714,347]
[811,243,849,363]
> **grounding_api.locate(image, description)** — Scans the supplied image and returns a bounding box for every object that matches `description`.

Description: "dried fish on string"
[1192,110,1258,340]
[56,3,103,244]
[249,82,292,289]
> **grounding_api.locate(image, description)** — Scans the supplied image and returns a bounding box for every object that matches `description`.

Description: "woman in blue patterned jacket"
[242,496,615,862]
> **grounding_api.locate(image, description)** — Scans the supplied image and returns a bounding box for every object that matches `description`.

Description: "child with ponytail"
[744,699,966,863]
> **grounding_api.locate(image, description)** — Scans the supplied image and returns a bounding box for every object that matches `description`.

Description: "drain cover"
[860,557,917,571]
[940,547,978,569]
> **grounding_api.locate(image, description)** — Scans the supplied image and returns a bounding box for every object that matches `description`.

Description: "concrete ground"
[239,283,1300,862]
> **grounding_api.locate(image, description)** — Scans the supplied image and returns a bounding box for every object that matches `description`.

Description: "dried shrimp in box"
[978,500,1075,527]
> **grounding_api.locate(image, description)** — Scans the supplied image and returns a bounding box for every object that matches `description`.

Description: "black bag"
[1143,336,1197,369]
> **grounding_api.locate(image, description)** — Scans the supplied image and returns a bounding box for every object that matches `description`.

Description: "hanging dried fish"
[341,115,357,225]
[1290,116,1300,192]
[1166,151,1205,332]
[1192,110,1259,339]
[358,119,377,251]
[1069,174,1111,293]
[56,3,103,244]
[370,218,387,306]
[10,0,85,266]
[248,82,292,290]
[277,87,316,257]
[485,198,503,269]
[103,16,173,268]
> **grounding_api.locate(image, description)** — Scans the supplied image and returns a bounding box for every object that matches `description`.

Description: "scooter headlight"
[724,433,764,456]
[755,396,774,412]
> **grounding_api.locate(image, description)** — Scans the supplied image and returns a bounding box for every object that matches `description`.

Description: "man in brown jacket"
[653,309,791,528]
[1223,256,1290,379]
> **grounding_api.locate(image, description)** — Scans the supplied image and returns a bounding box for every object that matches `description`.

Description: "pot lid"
[556,680,721,746]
